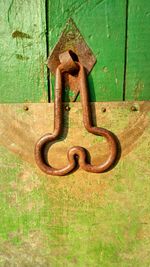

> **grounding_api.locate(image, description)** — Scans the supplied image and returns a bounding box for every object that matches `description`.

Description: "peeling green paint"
[0,0,48,103]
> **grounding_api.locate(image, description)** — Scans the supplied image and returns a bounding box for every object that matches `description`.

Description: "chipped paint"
[12,30,31,39]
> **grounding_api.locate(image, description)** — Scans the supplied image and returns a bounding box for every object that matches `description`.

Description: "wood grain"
[0,0,48,103]
[48,0,127,101]
[125,0,150,100]
[0,102,150,266]
[0,102,149,168]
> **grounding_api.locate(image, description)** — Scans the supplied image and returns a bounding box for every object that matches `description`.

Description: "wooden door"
[0,1,150,266]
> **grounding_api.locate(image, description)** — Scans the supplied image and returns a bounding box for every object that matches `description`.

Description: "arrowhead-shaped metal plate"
[47,18,96,101]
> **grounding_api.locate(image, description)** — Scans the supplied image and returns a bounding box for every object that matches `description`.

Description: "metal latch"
[34,50,117,176]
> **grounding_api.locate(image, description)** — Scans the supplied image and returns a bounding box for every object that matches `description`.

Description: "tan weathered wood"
[0,102,149,169]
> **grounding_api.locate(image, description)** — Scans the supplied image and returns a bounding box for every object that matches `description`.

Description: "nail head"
[131,105,137,111]
[23,105,29,111]
[101,107,106,113]
[65,105,70,111]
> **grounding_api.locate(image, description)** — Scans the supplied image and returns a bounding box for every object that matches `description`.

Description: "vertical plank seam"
[45,0,50,102]
[123,0,129,101]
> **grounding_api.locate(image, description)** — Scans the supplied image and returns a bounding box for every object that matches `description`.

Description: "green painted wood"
[0,0,48,103]
[48,0,127,102]
[125,0,150,100]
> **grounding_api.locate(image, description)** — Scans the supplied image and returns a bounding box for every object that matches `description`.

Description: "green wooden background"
[0,1,150,266]
[0,0,150,103]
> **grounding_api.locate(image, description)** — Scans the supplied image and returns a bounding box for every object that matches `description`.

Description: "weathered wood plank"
[48,0,126,101]
[0,0,48,103]
[0,102,150,266]
[125,0,150,100]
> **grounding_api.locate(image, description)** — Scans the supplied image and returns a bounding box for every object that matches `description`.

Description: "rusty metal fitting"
[35,50,118,176]
[64,105,70,111]
[23,105,29,111]
[58,50,79,74]
[131,105,138,112]
[101,107,106,113]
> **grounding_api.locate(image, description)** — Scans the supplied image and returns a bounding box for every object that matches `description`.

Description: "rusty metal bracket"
[35,50,117,176]
[48,18,96,101]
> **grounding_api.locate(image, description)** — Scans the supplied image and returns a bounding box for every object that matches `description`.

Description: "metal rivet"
[65,105,70,111]
[131,105,137,111]
[101,107,106,113]
[23,105,29,111]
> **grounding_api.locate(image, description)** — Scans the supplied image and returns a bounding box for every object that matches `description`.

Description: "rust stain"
[92,113,148,165]
[48,18,96,74]
[120,114,148,157]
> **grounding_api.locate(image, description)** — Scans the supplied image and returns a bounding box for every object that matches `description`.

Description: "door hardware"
[47,18,96,101]
[35,50,117,176]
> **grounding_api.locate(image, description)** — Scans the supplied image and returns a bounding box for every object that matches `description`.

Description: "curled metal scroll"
[35,51,117,176]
